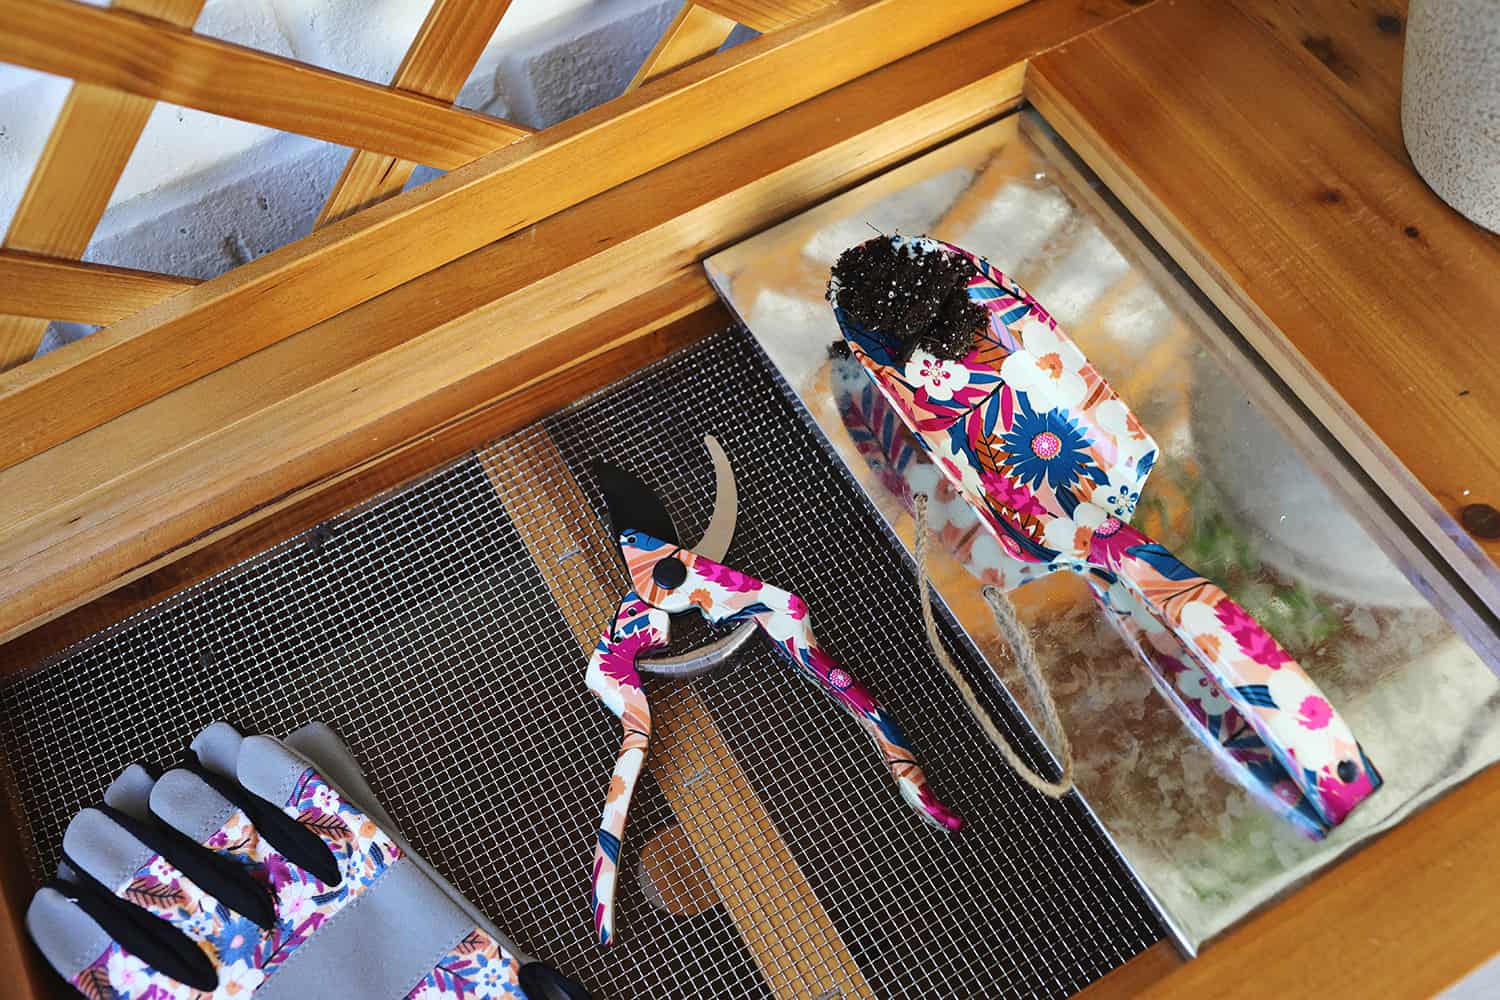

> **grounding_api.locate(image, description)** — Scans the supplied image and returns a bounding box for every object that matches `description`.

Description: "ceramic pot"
[1401,0,1500,233]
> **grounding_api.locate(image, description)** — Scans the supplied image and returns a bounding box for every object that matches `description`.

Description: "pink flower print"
[786,593,809,620]
[1298,696,1333,730]
[979,471,1048,519]
[828,668,852,690]
[1317,762,1375,825]
[1215,600,1293,669]
[597,629,657,684]
[695,559,762,593]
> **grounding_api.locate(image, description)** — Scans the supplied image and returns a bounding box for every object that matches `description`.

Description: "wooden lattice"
[0,0,832,372]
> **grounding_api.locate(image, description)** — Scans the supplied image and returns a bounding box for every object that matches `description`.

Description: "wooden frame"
[1,0,1497,996]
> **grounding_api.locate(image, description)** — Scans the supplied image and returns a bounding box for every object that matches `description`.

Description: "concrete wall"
[0,0,686,355]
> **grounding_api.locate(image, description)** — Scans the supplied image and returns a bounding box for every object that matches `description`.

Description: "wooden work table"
[1034,1,1500,995]
[0,0,1497,996]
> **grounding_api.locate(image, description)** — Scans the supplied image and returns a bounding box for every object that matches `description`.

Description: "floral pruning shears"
[585,437,960,947]
[830,235,1380,833]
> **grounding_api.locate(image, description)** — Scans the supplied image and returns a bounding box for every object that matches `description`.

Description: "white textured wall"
[0,0,683,354]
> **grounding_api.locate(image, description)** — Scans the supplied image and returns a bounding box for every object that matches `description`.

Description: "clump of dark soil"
[828,237,985,361]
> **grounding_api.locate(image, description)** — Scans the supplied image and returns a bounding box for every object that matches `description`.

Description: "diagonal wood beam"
[0,0,529,171]
[0,252,198,325]
[698,0,833,32]
[627,3,739,92]
[316,0,523,227]
[0,0,205,372]
[0,0,1141,649]
[0,0,1022,472]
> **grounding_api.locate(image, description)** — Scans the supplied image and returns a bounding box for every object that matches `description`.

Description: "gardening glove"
[28,722,591,1000]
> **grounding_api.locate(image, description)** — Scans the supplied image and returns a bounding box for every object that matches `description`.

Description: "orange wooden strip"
[316,0,523,226]
[627,3,739,91]
[0,0,206,372]
[699,0,833,32]
[0,252,198,325]
[0,0,529,170]
[1026,0,1500,616]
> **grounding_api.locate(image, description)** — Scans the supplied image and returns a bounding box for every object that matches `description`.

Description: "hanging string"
[912,492,1075,798]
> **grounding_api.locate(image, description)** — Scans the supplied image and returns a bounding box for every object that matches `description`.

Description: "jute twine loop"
[912,492,1075,799]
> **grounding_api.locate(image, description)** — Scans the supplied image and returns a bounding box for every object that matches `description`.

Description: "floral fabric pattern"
[72,768,399,999]
[406,928,524,1000]
[586,515,962,944]
[834,235,1379,830]
[584,594,668,947]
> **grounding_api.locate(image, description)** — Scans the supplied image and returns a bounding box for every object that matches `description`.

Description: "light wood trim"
[0,289,729,674]
[484,433,873,999]
[1128,758,1500,998]
[699,0,832,32]
[0,0,1026,473]
[0,317,50,374]
[0,0,529,171]
[0,0,207,372]
[0,252,198,325]
[0,0,1140,646]
[1027,0,1500,618]
[627,3,738,91]
[1073,941,1182,998]
[1230,0,1411,163]
[316,0,521,227]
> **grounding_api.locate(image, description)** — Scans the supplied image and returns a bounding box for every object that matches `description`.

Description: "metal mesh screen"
[0,327,1161,998]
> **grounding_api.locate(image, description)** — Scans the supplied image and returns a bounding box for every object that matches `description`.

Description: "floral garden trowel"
[828,234,1380,830]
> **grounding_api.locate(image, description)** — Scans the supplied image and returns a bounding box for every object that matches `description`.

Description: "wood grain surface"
[316,0,522,226]
[0,0,529,170]
[1028,0,1500,619]
[0,0,1025,472]
[0,0,1140,648]
[0,252,197,325]
[0,0,206,371]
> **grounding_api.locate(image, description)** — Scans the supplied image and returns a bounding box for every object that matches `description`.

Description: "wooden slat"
[0,0,1138,646]
[0,252,197,324]
[0,0,1026,473]
[0,285,727,674]
[1230,0,1410,162]
[316,0,521,227]
[1027,0,1500,617]
[483,433,873,999]
[0,0,206,372]
[627,3,738,91]
[699,0,833,32]
[1135,757,1500,998]
[1074,941,1182,998]
[0,0,529,172]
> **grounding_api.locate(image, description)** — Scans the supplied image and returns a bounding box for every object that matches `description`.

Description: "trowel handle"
[1094,520,1379,828]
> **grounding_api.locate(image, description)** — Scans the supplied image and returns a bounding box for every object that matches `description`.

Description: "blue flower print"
[1000,392,1107,494]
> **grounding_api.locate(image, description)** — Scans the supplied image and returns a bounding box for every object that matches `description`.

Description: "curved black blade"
[592,461,679,546]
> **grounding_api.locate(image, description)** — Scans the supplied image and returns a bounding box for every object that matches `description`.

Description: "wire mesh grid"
[0,327,1160,998]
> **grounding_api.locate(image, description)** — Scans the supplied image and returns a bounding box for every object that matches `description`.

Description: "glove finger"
[28,882,218,994]
[103,763,160,824]
[64,805,276,932]
[237,736,401,893]
[283,721,403,835]
[190,721,244,779]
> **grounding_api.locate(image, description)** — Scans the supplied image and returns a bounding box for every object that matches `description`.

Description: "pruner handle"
[746,590,963,833]
[584,593,668,947]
